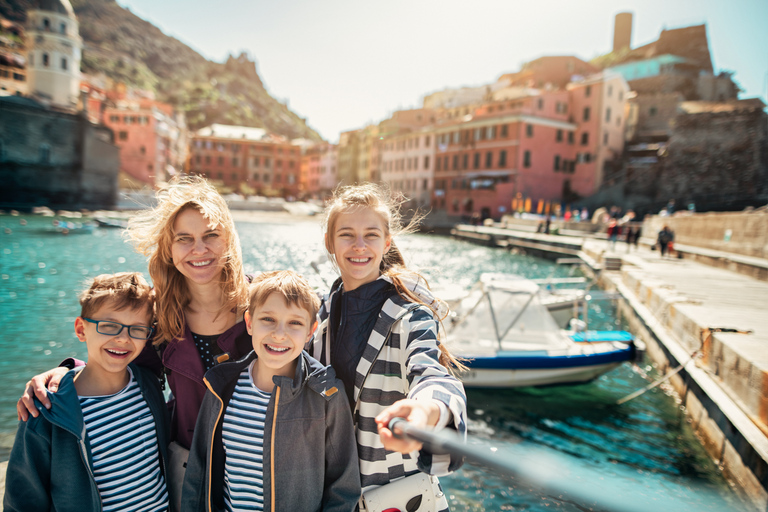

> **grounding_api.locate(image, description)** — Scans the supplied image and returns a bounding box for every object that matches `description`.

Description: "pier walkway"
[453,224,768,509]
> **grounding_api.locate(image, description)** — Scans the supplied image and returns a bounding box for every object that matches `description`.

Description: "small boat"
[446,273,636,388]
[440,274,589,329]
[94,216,129,229]
[52,219,96,235]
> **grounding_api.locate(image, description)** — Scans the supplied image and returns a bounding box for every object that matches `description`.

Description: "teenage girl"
[17,176,252,507]
[310,183,467,511]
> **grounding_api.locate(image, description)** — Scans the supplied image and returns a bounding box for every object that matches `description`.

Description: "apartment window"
[232,158,239,167]
[254,156,260,167]
[649,106,658,117]
[568,131,575,144]
[485,151,493,168]
[252,173,260,182]
[537,98,544,110]
[486,126,496,139]
[195,154,201,164]
[265,157,271,167]
[414,137,419,148]
[501,124,508,137]
[462,154,468,170]
[475,128,483,141]
[452,155,459,170]
[109,115,119,123]
[585,85,592,97]
[42,53,49,67]
[218,156,224,165]
[118,131,128,141]
[231,172,238,181]
[425,135,430,147]
[526,124,533,137]
[605,107,611,122]
[205,156,211,164]
[523,150,531,168]
[499,150,507,167]
[140,145,146,155]
[607,85,613,97]
[554,155,561,171]
[264,174,270,182]
[556,129,563,142]
[61,58,67,70]
[424,155,430,169]
[217,172,223,179]
[583,107,590,122]
[436,157,441,171]
[407,158,412,171]
[474,152,481,169]
[581,133,589,146]
[452,131,460,144]
[603,132,609,145]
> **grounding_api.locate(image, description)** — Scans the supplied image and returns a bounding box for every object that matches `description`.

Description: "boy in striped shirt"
[5,273,171,512]
[182,270,360,512]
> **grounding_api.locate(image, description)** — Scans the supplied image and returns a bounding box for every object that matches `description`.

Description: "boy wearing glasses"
[5,272,171,512]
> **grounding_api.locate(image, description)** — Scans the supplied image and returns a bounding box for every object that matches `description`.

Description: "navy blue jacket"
[4,364,171,512]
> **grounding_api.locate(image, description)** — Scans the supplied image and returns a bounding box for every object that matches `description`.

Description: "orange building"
[102,96,187,187]
[189,124,301,198]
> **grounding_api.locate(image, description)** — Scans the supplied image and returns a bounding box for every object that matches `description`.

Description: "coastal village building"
[102,92,188,187]
[0,19,27,96]
[0,0,119,211]
[189,123,301,198]
[301,142,338,199]
[24,0,82,109]
[379,128,434,209]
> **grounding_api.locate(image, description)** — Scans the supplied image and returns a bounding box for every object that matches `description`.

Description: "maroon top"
[134,320,252,449]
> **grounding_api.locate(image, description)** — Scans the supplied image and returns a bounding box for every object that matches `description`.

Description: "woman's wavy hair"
[125,175,249,345]
[323,183,466,372]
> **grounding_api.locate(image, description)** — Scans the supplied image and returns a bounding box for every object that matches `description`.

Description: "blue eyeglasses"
[83,318,154,340]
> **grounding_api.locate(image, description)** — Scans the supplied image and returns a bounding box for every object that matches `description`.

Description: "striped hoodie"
[309,275,467,506]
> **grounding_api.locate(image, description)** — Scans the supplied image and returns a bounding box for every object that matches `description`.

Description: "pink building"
[378,129,434,209]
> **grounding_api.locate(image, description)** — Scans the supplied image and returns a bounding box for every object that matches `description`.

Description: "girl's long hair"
[323,183,466,372]
[125,176,249,345]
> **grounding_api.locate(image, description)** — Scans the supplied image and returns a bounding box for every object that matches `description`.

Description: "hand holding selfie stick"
[388,418,653,512]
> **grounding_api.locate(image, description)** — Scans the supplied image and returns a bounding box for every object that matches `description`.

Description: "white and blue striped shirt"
[79,367,169,512]
[222,362,271,512]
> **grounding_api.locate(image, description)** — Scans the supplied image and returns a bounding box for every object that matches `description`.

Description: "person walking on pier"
[657,225,674,258]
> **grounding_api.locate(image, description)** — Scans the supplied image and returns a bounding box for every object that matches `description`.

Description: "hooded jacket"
[4,364,171,512]
[181,350,361,512]
[309,276,467,497]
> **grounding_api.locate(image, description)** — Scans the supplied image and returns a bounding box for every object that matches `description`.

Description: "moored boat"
[446,273,636,388]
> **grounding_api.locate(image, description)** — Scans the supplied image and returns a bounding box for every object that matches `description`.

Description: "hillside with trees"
[0,0,323,140]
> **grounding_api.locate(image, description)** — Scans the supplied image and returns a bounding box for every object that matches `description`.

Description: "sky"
[116,0,768,143]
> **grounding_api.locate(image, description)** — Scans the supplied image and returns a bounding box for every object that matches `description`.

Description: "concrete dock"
[453,223,768,510]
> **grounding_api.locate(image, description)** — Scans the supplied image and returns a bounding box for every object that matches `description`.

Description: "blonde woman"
[17,176,252,507]
[310,183,467,511]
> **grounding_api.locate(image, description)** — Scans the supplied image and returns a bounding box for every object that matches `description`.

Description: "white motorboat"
[446,273,636,388]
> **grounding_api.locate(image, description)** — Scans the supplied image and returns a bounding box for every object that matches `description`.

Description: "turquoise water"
[0,213,750,511]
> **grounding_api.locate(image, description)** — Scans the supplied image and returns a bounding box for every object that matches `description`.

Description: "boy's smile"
[245,292,314,388]
[74,303,152,394]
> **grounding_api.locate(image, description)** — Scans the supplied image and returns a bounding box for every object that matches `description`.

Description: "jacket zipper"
[204,377,225,512]
[77,425,104,511]
[270,387,281,511]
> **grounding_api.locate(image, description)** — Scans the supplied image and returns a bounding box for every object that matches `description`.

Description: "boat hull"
[458,343,635,388]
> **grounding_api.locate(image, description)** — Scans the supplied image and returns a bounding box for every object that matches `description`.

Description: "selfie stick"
[389,418,651,512]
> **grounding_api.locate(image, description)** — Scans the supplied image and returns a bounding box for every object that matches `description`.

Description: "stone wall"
[0,96,120,210]
[658,108,768,209]
[643,210,768,259]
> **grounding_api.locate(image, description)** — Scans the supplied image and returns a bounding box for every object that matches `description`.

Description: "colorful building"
[102,94,187,187]
[189,124,301,198]
[301,142,338,199]
[378,128,435,209]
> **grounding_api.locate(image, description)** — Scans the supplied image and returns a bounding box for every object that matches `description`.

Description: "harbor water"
[0,213,751,511]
